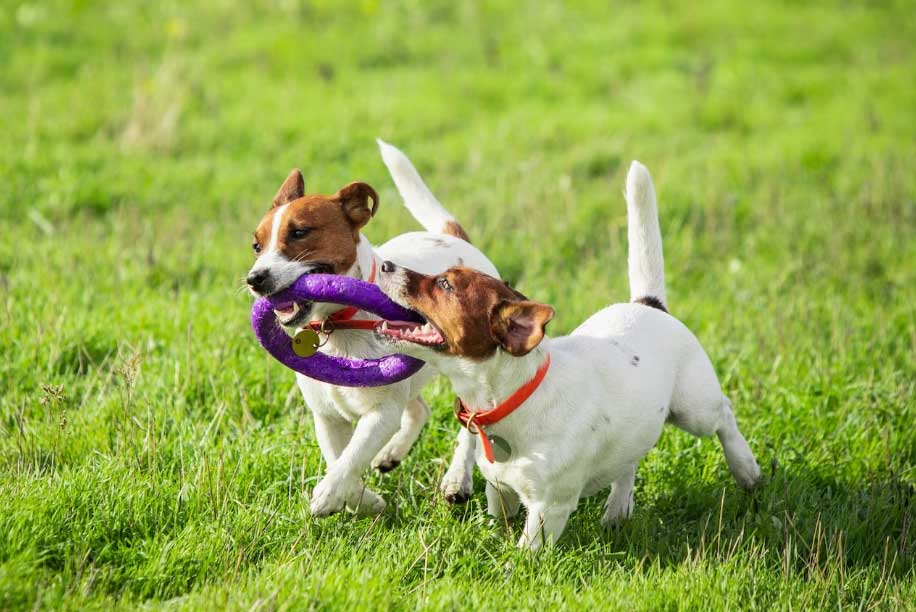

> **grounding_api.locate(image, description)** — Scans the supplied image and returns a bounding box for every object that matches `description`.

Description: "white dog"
[375,161,762,549]
[246,141,496,516]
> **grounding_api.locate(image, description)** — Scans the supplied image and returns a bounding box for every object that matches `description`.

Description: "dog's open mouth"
[270,264,343,327]
[376,319,446,348]
[273,300,312,327]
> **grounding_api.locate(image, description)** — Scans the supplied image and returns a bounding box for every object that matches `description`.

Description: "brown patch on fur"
[490,300,554,355]
[634,296,668,313]
[503,281,529,301]
[252,178,381,275]
[443,220,470,243]
[336,181,378,229]
[399,266,553,359]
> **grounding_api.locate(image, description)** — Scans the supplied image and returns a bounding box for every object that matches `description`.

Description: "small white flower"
[729,258,743,274]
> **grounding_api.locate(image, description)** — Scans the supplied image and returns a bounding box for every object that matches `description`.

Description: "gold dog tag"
[292,328,320,357]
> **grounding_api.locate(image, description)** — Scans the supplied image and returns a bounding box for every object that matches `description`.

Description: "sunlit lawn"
[1,1,914,609]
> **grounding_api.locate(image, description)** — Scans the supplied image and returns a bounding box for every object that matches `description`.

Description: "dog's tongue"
[272,301,299,321]
[272,300,295,314]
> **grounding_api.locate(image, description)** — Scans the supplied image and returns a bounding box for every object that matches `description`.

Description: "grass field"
[2,0,915,609]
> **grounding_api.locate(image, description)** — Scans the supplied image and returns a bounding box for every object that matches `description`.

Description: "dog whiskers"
[236,277,253,296]
[292,251,318,264]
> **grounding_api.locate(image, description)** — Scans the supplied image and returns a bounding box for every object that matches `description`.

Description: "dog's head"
[375,261,554,366]
[246,169,378,327]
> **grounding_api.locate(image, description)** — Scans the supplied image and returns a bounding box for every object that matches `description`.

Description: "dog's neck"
[305,235,391,358]
[444,343,551,410]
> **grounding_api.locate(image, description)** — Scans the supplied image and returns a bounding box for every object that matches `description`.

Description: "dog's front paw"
[440,472,473,505]
[486,483,521,518]
[309,479,346,517]
[309,477,387,518]
[309,476,352,517]
[348,487,387,517]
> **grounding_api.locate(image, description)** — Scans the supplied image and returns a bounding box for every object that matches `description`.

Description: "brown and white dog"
[375,162,761,549]
[247,141,498,516]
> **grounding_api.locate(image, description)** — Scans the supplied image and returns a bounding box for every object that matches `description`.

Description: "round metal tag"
[292,328,320,357]
[488,435,512,462]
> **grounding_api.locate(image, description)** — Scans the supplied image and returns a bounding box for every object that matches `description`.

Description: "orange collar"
[454,354,551,463]
[309,259,377,328]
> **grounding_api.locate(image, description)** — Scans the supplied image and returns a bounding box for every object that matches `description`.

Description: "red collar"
[307,259,377,330]
[454,354,551,463]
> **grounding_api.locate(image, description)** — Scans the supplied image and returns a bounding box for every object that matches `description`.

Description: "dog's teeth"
[380,321,389,331]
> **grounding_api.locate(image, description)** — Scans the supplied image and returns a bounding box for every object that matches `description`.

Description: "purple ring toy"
[251,274,426,387]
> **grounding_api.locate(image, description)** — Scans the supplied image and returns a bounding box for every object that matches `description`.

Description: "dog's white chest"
[296,373,403,421]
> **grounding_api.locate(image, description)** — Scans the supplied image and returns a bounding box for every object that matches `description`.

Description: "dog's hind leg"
[716,397,761,489]
[600,463,636,528]
[668,349,760,490]
[372,397,430,472]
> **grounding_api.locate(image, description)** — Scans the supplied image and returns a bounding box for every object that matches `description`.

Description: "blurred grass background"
[1,0,914,609]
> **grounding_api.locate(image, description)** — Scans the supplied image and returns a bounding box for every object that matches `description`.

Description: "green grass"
[1,0,914,609]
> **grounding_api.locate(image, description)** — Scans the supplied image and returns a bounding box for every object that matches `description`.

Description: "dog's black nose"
[247,269,271,292]
[381,260,396,273]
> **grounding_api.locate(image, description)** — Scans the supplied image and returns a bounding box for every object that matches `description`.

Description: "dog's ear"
[503,281,529,301]
[490,300,554,356]
[273,169,305,207]
[336,181,379,229]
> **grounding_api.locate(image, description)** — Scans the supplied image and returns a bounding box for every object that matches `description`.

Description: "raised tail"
[626,161,667,311]
[377,139,470,242]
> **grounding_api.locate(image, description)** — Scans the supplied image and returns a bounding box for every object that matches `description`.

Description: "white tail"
[625,161,667,309]
[377,139,469,241]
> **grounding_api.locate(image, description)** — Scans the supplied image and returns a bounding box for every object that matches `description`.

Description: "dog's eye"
[252,242,261,254]
[437,277,453,292]
[291,227,312,240]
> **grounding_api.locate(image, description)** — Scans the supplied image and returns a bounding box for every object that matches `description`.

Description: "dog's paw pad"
[374,458,401,473]
[444,490,471,505]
